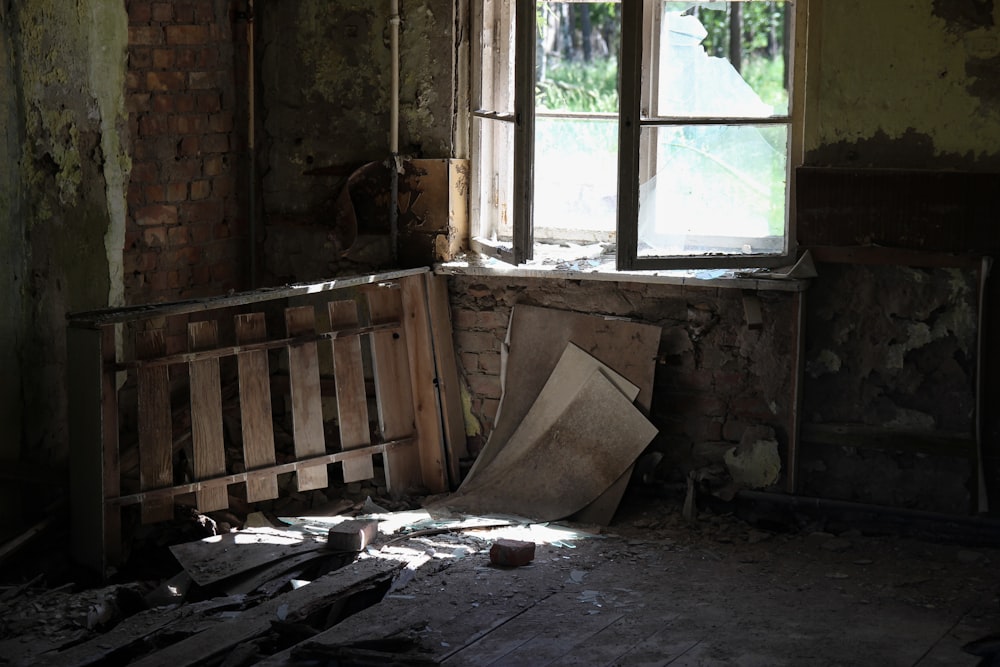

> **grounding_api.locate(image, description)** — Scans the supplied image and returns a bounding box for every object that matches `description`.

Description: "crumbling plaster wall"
[448,276,797,486]
[0,1,127,494]
[807,0,1000,168]
[257,0,454,283]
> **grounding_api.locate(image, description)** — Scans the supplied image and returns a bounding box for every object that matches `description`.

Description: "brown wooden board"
[365,286,421,494]
[187,321,228,512]
[168,526,329,586]
[441,369,657,521]
[426,273,469,488]
[328,300,374,483]
[463,305,660,524]
[136,330,174,523]
[399,274,448,493]
[284,306,328,492]
[235,313,279,502]
[130,557,403,667]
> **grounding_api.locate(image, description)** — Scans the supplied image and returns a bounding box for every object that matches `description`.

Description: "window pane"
[477,0,516,114]
[534,2,620,245]
[472,116,515,244]
[636,123,787,257]
[534,116,618,242]
[654,2,790,117]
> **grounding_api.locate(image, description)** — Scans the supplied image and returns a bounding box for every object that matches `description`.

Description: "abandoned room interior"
[2,0,1000,664]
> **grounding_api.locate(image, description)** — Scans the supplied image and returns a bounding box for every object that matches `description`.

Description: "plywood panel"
[399,274,448,493]
[235,313,279,502]
[328,300,373,483]
[187,321,229,512]
[365,286,421,494]
[284,306,328,492]
[136,330,173,523]
[426,273,469,488]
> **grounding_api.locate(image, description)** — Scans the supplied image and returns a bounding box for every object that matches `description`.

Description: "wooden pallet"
[67,269,464,576]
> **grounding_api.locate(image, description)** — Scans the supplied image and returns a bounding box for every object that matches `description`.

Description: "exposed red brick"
[167,226,191,247]
[161,159,202,181]
[166,270,185,289]
[175,94,197,113]
[126,92,151,114]
[130,161,159,183]
[175,48,199,69]
[173,3,195,23]
[455,330,498,354]
[136,204,178,227]
[200,133,229,153]
[173,114,208,134]
[466,372,502,400]
[151,94,174,113]
[476,310,510,330]
[489,539,535,567]
[166,25,209,45]
[199,47,219,68]
[125,71,142,90]
[182,200,223,224]
[192,0,215,22]
[129,3,152,24]
[138,115,169,136]
[482,398,501,424]
[187,180,210,200]
[130,47,153,69]
[460,351,478,372]
[203,155,225,177]
[191,264,211,285]
[151,2,173,22]
[478,352,502,374]
[178,136,200,157]
[143,226,168,247]
[129,26,163,46]
[164,182,187,202]
[127,183,145,208]
[152,48,175,69]
[144,184,165,202]
[190,223,213,244]
[213,221,231,238]
[188,71,219,91]
[146,70,186,91]
[197,93,221,113]
[178,246,202,265]
[208,113,233,133]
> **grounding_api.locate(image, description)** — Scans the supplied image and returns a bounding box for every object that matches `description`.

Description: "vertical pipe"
[248,0,257,287]
[389,0,401,265]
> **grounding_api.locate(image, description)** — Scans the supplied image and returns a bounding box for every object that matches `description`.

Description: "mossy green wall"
[806,0,1000,169]
[0,0,127,503]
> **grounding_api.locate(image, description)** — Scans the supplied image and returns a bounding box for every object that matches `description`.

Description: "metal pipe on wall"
[389,0,401,265]
[248,0,258,287]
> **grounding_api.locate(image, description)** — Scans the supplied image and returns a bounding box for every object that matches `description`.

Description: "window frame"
[470,0,809,272]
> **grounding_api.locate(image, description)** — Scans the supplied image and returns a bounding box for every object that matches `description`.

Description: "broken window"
[470,0,806,270]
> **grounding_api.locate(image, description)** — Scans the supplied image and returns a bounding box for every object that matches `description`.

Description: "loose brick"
[135,204,178,227]
[166,24,209,45]
[326,519,379,552]
[146,70,186,92]
[489,539,535,567]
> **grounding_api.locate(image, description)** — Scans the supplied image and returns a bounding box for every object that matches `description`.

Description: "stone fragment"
[327,519,379,552]
[489,539,536,567]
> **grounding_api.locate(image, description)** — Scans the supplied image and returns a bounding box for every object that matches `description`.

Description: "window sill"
[434,252,810,292]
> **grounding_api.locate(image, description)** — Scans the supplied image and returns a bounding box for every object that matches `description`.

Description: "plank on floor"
[284,306,328,492]
[328,299,374,483]
[235,313,279,502]
[136,330,173,523]
[187,321,229,512]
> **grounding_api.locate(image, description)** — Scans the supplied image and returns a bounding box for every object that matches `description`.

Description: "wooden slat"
[399,274,448,493]
[366,286,421,494]
[425,273,469,488]
[136,330,173,523]
[187,321,229,512]
[284,306,328,491]
[101,326,122,565]
[328,300,374,483]
[235,313,279,502]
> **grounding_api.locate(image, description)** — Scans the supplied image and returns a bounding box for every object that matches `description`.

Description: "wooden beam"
[136,330,174,523]
[329,299,374,483]
[187,321,229,512]
[236,313,280,502]
[284,307,328,492]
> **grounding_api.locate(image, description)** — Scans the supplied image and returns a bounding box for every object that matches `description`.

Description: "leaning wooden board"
[284,306,328,491]
[136,330,173,523]
[187,320,228,512]
[235,312,280,502]
[328,299,374,483]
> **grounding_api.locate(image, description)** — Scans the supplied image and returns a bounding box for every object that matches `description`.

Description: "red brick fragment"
[489,539,535,567]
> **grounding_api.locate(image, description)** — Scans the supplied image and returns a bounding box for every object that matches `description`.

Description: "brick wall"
[124,0,246,306]
[446,276,798,480]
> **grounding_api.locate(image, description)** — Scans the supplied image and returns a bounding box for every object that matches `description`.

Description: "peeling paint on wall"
[809,0,1000,168]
